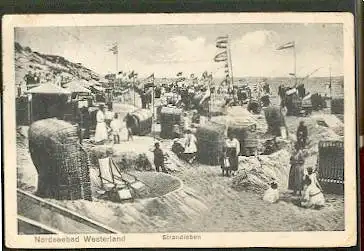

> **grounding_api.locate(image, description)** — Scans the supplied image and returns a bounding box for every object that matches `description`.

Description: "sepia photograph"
[3,13,356,248]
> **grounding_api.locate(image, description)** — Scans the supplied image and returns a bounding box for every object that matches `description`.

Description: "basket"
[28,118,92,201]
[196,121,226,165]
[160,106,182,139]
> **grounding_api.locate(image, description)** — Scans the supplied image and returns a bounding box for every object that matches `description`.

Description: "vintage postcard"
[3,13,356,248]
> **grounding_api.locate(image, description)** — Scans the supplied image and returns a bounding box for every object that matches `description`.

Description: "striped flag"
[276,41,295,50]
[144,73,155,88]
[214,51,228,62]
[109,44,118,55]
[216,36,228,49]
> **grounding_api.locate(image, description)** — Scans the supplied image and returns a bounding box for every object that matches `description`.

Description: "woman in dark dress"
[288,144,306,195]
[223,132,240,176]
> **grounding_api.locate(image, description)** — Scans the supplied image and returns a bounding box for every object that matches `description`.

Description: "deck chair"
[98,157,132,201]
[109,158,149,198]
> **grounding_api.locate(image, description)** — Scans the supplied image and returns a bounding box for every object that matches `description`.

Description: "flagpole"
[227,35,234,88]
[293,41,297,87]
[329,65,332,99]
[152,75,155,140]
[133,76,136,110]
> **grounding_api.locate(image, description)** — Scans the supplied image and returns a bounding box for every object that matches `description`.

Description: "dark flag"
[144,73,155,88]
[177,72,183,77]
[109,44,118,55]
[128,71,137,79]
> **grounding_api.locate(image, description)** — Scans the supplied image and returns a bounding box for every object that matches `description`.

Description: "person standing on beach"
[123,113,134,141]
[288,144,306,195]
[94,104,108,144]
[296,121,308,149]
[110,113,121,144]
[152,142,167,173]
[224,132,240,176]
[183,129,198,164]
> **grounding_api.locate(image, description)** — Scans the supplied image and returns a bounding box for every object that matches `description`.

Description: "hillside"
[15,42,101,87]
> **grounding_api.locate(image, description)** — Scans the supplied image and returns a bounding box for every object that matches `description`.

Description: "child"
[263,181,279,203]
[300,176,325,209]
[110,113,121,144]
[152,142,167,173]
[305,166,323,192]
[220,148,231,177]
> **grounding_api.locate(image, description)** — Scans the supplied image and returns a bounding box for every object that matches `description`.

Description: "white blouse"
[225,138,240,155]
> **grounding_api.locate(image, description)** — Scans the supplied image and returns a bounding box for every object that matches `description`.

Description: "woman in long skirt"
[288,145,305,195]
[225,132,240,176]
[94,104,108,144]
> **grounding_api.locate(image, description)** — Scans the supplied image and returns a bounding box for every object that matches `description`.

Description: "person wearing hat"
[152,142,166,173]
[94,104,108,144]
[263,181,279,203]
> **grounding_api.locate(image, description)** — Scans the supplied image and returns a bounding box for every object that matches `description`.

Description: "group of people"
[94,104,133,144]
[262,120,325,209]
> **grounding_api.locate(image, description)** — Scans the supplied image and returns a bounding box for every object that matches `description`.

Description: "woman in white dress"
[183,129,197,164]
[301,176,325,209]
[94,104,108,144]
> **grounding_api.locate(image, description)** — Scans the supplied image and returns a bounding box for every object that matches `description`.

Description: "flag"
[109,44,118,55]
[216,36,228,49]
[200,88,211,105]
[216,36,228,41]
[177,72,183,77]
[216,38,228,49]
[144,73,155,88]
[128,71,137,79]
[202,71,208,79]
[214,51,228,62]
[118,71,123,75]
[276,41,295,50]
[289,73,296,76]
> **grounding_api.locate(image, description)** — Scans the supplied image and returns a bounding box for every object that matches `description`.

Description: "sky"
[15,23,343,78]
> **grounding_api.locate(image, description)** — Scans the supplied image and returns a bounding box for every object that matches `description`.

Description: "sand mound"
[50,185,208,233]
[232,149,291,193]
